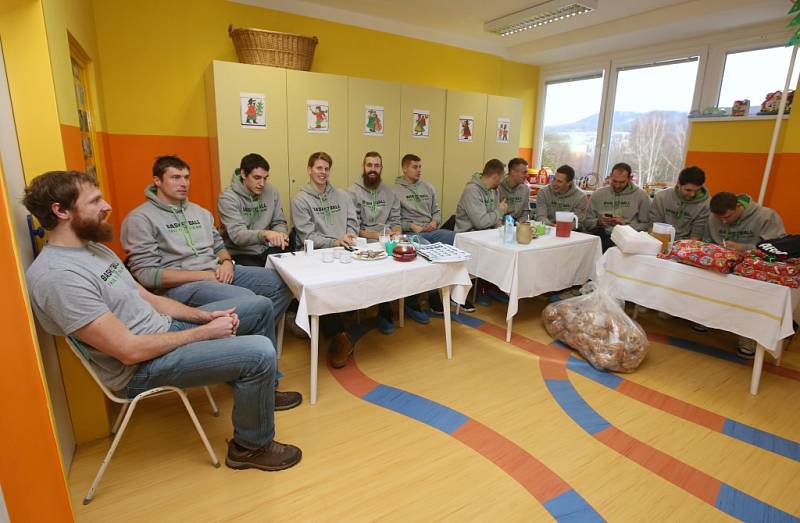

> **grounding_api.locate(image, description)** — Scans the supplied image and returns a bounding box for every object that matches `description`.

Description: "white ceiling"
[234,0,793,64]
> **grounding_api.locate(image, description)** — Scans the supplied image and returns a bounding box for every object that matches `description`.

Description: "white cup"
[356,237,368,248]
[304,239,314,256]
[321,250,334,263]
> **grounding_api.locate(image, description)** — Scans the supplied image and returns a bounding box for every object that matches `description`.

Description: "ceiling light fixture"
[484,0,598,37]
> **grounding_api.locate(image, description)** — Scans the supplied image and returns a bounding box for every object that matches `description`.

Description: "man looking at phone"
[584,162,651,251]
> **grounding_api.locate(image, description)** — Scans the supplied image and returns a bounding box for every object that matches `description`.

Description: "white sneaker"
[736,337,756,359]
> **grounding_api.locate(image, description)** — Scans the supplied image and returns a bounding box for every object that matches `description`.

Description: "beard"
[72,212,114,242]
[362,170,381,189]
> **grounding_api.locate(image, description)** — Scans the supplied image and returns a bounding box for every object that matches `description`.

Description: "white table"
[269,249,472,404]
[454,228,602,341]
[596,247,800,394]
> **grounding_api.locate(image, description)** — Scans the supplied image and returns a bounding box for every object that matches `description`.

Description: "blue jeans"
[164,265,292,346]
[125,296,276,449]
[419,229,455,245]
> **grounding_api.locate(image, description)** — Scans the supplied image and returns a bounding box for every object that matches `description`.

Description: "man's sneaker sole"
[456,300,476,313]
[736,347,756,359]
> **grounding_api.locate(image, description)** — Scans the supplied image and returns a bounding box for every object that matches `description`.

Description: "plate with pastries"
[352,248,388,261]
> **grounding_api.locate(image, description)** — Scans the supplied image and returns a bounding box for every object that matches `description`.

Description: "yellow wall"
[91,0,538,147]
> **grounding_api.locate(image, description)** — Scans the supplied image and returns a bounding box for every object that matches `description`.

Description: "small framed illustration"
[307,100,329,133]
[240,92,266,129]
[496,117,510,143]
[412,109,430,138]
[458,116,474,142]
[364,105,384,136]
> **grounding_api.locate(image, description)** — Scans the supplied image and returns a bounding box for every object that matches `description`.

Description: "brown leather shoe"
[275,390,302,411]
[329,332,353,369]
[226,439,302,471]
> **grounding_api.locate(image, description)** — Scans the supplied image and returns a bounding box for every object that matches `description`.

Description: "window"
[606,58,699,186]
[539,74,603,177]
[719,46,800,115]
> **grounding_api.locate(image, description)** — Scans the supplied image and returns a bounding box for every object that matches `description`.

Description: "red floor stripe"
[594,427,722,505]
[615,381,726,432]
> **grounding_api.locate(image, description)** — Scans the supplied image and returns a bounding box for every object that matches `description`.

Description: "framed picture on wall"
[412,109,430,138]
[458,116,474,142]
[240,92,266,129]
[307,100,330,133]
[496,117,510,143]
[364,105,384,136]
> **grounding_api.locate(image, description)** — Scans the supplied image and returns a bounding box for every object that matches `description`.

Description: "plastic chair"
[66,337,220,504]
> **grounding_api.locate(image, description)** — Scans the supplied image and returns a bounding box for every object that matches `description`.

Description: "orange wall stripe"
[60,124,84,172]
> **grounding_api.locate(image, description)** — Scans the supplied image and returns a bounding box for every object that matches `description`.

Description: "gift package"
[658,239,743,274]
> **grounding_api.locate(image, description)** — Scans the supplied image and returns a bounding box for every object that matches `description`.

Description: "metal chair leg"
[84,398,139,504]
[175,388,220,467]
[203,386,219,416]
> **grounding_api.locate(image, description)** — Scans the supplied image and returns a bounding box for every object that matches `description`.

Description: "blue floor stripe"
[363,384,469,435]
[723,420,800,462]
[715,484,799,522]
[544,489,606,523]
[566,356,624,390]
[666,336,745,364]
[545,379,611,435]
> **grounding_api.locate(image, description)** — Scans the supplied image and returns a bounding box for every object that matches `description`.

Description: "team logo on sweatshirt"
[717,226,754,242]
[165,219,204,232]
[312,204,341,214]
[242,203,269,217]
[99,261,126,286]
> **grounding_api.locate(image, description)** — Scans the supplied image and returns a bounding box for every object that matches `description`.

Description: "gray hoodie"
[535,183,588,226]
[121,185,224,289]
[584,183,651,232]
[704,194,786,251]
[454,174,503,233]
[348,178,400,233]
[649,185,709,240]
[291,182,359,249]
[497,177,531,220]
[393,176,442,232]
[217,171,288,257]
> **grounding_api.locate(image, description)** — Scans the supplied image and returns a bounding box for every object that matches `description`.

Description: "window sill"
[688,114,790,122]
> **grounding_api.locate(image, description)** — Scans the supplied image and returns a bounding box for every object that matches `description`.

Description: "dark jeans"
[587,227,615,252]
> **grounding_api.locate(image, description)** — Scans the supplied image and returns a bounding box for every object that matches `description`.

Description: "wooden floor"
[67,296,800,522]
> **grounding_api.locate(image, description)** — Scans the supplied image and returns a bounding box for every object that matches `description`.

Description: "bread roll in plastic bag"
[542,282,649,372]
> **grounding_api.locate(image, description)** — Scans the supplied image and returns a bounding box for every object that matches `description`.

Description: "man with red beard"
[348,151,401,334]
[23,171,302,472]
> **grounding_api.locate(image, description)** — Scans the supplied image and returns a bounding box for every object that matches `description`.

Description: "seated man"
[291,151,358,368]
[348,151,401,334]
[649,165,709,240]
[393,153,457,318]
[121,156,292,347]
[705,191,786,358]
[23,170,301,471]
[498,157,531,221]
[454,159,508,233]
[217,153,289,267]
[535,164,587,226]
[584,162,651,251]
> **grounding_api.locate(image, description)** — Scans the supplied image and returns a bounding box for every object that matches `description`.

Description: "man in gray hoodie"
[121,156,292,348]
[290,151,357,368]
[217,153,289,267]
[585,162,651,251]
[705,192,785,251]
[348,151,401,335]
[649,166,709,240]
[454,159,508,233]
[498,158,531,221]
[535,164,588,226]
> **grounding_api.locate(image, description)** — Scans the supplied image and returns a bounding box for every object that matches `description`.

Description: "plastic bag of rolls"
[542,283,649,372]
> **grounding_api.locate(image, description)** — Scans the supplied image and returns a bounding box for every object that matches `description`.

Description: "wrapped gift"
[658,239,743,274]
[734,258,800,288]
[739,255,799,276]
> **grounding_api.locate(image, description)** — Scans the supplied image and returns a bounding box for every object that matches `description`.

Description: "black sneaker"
[429,292,444,316]
[456,298,476,313]
[275,391,302,411]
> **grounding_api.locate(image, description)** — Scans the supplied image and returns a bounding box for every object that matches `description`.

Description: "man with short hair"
[498,158,531,221]
[535,164,588,226]
[705,192,786,358]
[24,170,302,472]
[649,166,709,240]
[217,153,289,267]
[291,152,358,368]
[454,159,508,233]
[584,162,651,251]
[348,151,401,334]
[393,153,456,320]
[121,156,292,348]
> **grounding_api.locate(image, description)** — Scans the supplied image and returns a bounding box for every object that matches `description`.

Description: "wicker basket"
[229,25,317,71]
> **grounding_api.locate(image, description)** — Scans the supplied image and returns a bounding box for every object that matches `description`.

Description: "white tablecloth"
[596,248,799,353]
[269,250,472,334]
[455,229,602,320]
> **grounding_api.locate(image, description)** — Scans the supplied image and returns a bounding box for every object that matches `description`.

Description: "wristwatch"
[218,258,235,266]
